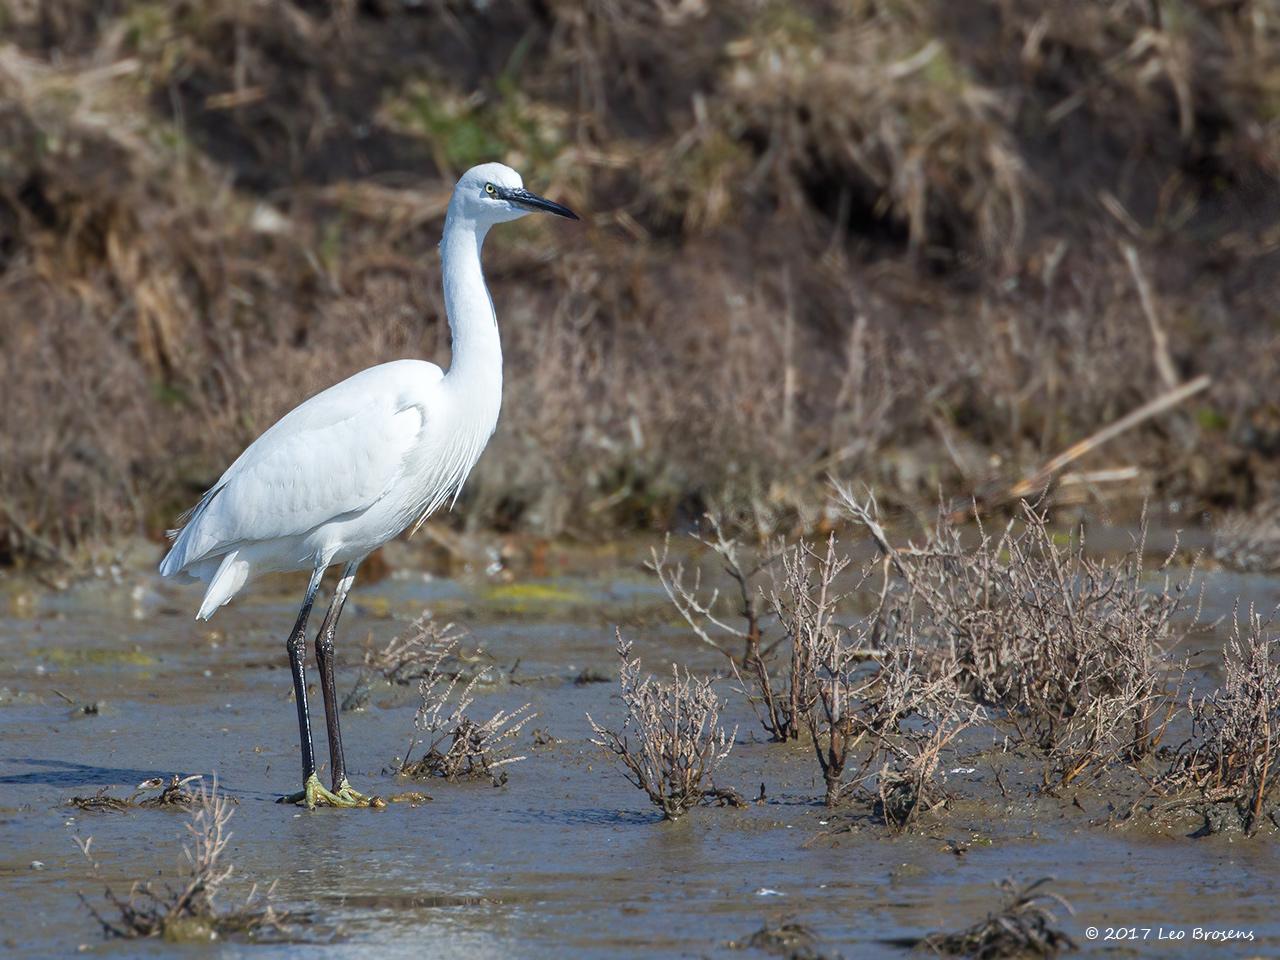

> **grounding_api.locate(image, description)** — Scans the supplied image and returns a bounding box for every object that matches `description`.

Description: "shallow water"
[0,534,1277,958]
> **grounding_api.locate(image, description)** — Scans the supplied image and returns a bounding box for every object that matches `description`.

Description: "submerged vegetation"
[75,779,288,942]
[69,774,205,813]
[1,0,1278,564]
[920,878,1077,959]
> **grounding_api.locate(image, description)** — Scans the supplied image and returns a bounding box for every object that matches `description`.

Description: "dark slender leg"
[315,561,359,791]
[286,567,325,785]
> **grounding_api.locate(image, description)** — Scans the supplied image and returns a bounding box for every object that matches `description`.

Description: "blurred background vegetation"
[0,0,1277,564]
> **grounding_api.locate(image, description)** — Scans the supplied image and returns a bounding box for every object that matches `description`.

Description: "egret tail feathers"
[159,484,225,577]
[197,551,250,621]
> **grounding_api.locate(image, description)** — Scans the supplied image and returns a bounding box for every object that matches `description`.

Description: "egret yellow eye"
[484,183,495,195]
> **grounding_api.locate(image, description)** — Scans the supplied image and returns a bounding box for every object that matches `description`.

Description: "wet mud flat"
[1,538,1278,958]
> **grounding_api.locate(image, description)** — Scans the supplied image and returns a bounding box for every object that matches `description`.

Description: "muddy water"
[1,536,1278,958]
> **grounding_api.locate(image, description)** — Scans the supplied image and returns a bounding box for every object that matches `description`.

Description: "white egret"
[159,163,578,808]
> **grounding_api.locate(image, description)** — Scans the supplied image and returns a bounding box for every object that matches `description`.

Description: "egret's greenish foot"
[277,774,383,809]
[334,778,385,808]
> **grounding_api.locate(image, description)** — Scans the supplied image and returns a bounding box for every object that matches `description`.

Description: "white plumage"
[160,163,576,617]
[161,359,450,618]
[157,162,577,808]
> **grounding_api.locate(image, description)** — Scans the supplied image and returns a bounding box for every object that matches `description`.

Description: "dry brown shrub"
[1213,501,1280,573]
[780,549,976,824]
[654,514,974,817]
[649,517,802,738]
[399,625,533,786]
[774,535,858,789]
[861,651,975,830]
[1164,607,1280,834]
[345,612,483,710]
[588,630,741,820]
[839,487,1191,790]
[364,614,471,685]
[767,533,920,809]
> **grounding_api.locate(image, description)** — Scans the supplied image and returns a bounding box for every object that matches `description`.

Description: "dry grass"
[75,779,287,942]
[399,625,533,786]
[716,1,1027,269]
[0,1,1277,563]
[588,630,741,820]
[1163,607,1280,834]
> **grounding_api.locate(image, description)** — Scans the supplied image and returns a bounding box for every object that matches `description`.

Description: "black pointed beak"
[502,187,579,220]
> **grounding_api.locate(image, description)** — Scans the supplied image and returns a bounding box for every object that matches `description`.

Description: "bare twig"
[967,374,1211,516]
[1122,244,1178,391]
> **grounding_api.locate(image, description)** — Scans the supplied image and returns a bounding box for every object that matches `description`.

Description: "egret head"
[451,162,578,226]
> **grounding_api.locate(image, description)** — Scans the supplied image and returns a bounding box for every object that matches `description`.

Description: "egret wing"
[162,362,437,572]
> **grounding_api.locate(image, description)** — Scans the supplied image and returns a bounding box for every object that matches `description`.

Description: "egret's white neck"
[439,208,502,404]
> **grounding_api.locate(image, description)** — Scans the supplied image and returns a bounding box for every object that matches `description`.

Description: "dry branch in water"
[775,535,858,804]
[1164,607,1280,834]
[649,516,777,659]
[69,774,205,812]
[400,626,533,786]
[588,630,740,820]
[76,779,287,942]
[345,614,496,711]
[770,534,894,807]
[920,877,1076,959]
